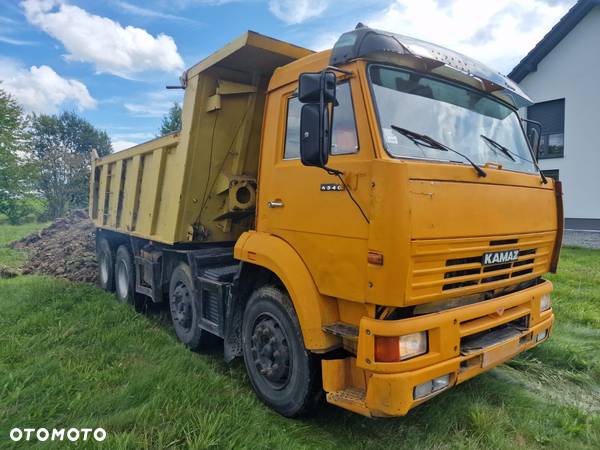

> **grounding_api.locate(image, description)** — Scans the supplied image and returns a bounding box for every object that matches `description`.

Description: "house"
[509,0,600,231]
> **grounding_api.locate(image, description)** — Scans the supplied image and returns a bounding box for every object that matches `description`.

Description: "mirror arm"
[325,66,353,76]
[318,72,325,166]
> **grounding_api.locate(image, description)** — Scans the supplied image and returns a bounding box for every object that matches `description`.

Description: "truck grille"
[409,231,555,303]
[443,248,537,291]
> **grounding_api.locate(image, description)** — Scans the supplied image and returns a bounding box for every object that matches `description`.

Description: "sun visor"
[330,27,532,108]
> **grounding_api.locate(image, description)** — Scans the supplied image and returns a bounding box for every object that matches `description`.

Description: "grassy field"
[1,224,599,449]
[0,222,49,269]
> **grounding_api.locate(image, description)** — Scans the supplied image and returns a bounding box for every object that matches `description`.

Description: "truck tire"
[114,245,137,307]
[242,286,322,417]
[96,236,114,291]
[169,262,211,350]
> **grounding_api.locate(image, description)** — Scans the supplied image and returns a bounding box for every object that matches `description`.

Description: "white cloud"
[364,0,575,73]
[21,0,185,78]
[0,35,36,45]
[0,58,96,114]
[111,139,138,152]
[112,132,155,141]
[268,0,328,24]
[124,90,182,118]
[115,1,198,23]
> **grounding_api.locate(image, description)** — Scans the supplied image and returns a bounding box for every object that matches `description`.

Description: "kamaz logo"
[482,250,519,266]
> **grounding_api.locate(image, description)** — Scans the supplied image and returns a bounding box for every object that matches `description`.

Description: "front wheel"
[242,286,322,417]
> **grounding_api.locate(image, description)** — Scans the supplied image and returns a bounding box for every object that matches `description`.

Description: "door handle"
[267,200,284,208]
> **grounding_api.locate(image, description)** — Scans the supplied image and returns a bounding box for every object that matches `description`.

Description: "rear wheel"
[114,245,137,306]
[242,286,322,417]
[96,236,114,291]
[169,262,212,350]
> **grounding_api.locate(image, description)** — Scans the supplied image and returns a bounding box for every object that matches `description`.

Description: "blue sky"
[0,0,576,151]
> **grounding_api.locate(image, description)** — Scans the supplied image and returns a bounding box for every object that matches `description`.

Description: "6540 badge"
[320,183,344,192]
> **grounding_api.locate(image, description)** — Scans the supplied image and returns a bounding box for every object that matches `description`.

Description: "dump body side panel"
[89,31,313,245]
[90,134,180,241]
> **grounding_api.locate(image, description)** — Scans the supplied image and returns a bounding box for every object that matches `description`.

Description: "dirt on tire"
[11,209,97,283]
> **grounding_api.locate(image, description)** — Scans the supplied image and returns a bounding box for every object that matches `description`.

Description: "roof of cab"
[329,26,533,108]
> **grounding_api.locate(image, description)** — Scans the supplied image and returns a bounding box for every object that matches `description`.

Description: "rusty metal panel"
[97,165,108,226]
[149,147,168,236]
[121,155,141,232]
[108,160,123,228]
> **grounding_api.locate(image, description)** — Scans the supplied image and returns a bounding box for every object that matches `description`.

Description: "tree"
[159,102,182,136]
[0,88,37,224]
[29,112,112,218]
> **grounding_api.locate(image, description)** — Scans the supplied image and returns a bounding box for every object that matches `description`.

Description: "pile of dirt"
[11,209,97,283]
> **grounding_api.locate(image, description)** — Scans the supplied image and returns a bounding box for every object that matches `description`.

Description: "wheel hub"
[116,261,128,299]
[251,316,290,389]
[99,254,108,284]
[172,283,193,331]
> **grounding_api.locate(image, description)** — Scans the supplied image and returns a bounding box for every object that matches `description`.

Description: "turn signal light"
[374,332,428,362]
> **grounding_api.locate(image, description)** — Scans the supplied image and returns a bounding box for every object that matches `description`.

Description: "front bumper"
[323,280,554,417]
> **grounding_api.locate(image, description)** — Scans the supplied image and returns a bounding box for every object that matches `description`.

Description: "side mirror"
[297,71,336,169]
[298,72,336,103]
[300,103,330,167]
[522,118,543,161]
[528,127,541,160]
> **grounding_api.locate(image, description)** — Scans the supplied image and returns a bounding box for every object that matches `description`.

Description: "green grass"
[0,222,49,269]
[0,243,599,449]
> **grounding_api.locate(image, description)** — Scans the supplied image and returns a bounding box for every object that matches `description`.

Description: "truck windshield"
[369,65,537,174]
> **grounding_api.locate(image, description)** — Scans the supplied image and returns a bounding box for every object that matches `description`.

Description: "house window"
[283,81,358,159]
[527,99,564,159]
[541,169,559,181]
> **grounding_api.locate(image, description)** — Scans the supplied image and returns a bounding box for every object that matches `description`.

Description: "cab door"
[258,75,373,302]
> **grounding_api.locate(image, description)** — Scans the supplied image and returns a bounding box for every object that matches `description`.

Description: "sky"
[0,0,577,151]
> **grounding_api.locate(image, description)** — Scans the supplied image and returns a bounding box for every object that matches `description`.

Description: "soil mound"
[11,209,97,283]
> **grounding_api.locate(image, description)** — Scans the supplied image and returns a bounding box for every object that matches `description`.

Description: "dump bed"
[90,31,312,244]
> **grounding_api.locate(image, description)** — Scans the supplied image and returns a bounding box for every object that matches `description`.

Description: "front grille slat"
[410,231,556,303]
[414,260,541,290]
[440,241,540,292]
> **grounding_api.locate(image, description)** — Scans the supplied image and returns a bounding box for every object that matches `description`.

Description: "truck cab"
[91,26,561,418]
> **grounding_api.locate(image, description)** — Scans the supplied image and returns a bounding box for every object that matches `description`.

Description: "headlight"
[540,294,552,312]
[375,331,428,362]
[536,329,548,342]
[414,373,451,399]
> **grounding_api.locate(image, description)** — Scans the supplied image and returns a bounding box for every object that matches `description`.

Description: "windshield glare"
[369,65,537,174]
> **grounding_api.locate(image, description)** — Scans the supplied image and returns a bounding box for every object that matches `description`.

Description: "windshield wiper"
[390,125,487,177]
[480,134,547,183]
[480,135,516,162]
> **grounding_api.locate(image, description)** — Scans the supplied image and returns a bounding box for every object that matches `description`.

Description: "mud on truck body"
[90,26,562,417]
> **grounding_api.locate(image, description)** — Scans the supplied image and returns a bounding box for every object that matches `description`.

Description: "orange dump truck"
[90,26,562,417]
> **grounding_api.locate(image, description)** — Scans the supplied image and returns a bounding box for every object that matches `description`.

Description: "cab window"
[283,81,358,159]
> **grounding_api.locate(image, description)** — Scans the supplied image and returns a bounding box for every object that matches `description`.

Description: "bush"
[1,196,48,224]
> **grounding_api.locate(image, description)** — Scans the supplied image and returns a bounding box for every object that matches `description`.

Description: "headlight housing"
[540,293,552,312]
[414,373,451,399]
[375,331,428,362]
